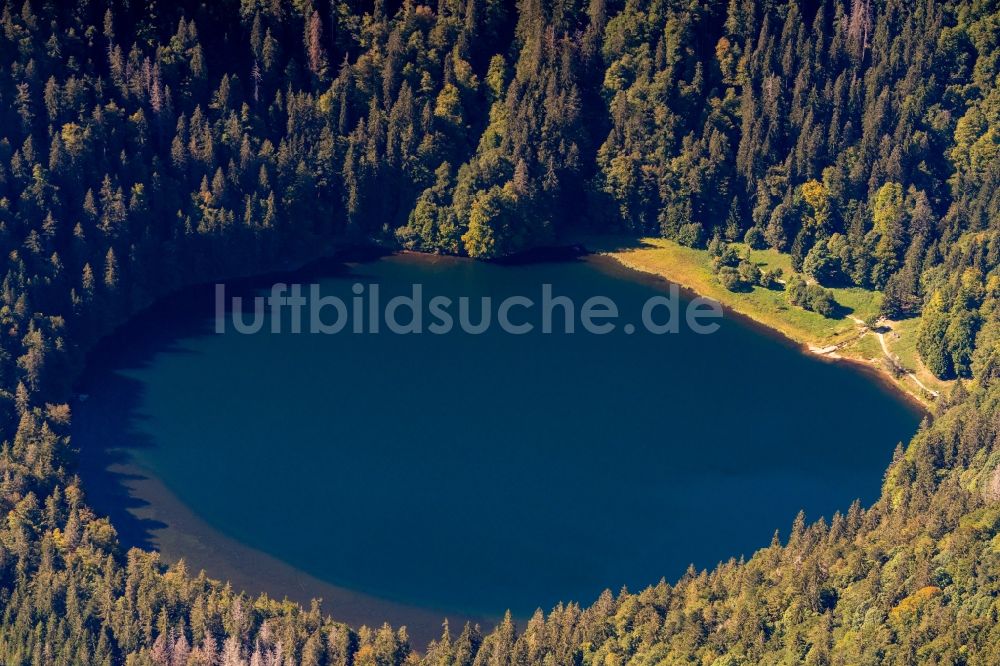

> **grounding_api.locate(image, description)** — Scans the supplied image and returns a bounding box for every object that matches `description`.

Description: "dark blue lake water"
[75,252,921,632]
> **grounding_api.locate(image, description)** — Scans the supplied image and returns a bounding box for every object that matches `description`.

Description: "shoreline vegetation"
[76,246,921,653]
[583,236,950,410]
[101,458,498,648]
[2,0,997,660]
[73,244,920,648]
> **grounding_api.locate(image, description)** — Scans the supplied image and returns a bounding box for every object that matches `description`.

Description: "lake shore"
[74,240,926,653]
[579,236,939,412]
[99,459,499,648]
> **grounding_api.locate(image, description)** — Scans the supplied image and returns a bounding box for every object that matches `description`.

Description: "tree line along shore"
[0,0,998,663]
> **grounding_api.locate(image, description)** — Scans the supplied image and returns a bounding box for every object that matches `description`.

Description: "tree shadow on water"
[74,336,205,551]
[73,256,374,552]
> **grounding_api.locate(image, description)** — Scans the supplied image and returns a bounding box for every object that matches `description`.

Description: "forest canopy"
[0,0,999,664]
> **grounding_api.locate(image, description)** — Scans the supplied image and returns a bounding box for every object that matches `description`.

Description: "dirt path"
[599,244,937,405]
[808,315,939,400]
[869,321,939,398]
[806,316,867,357]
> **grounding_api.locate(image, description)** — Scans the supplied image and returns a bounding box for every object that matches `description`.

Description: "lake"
[74,251,922,644]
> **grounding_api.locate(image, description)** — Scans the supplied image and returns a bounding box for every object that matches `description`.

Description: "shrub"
[803,241,842,285]
[717,266,743,291]
[738,259,762,286]
[712,245,741,271]
[676,222,705,248]
[743,226,766,249]
[765,202,792,251]
[708,231,724,257]
[805,284,838,317]
[786,275,807,306]
[760,267,783,288]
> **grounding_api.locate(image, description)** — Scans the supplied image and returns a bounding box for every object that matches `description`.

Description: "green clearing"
[844,331,884,360]
[586,235,948,407]
[591,237,882,348]
[890,318,924,371]
[885,317,953,395]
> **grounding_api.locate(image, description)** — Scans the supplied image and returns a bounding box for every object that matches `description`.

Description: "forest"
[0,0,999,663]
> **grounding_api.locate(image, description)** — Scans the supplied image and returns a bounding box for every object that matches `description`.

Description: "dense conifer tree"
[0,0,998,662]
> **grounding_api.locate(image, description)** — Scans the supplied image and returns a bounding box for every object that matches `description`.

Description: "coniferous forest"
[1,0,1000,663]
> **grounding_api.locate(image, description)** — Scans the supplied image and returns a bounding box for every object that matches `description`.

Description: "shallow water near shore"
[75,252,922,645]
